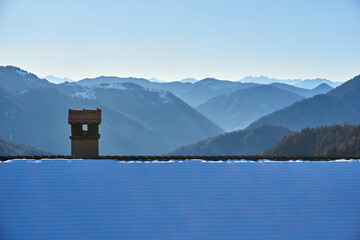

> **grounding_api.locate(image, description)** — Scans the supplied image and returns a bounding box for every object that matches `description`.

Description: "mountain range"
[163,74,360,156]
[248,75,360,131]
[0,66,223,155]
[69,76,335,132]
[196,85,304,131]
[239,76,302,85]
[239,76,342,88]
[0,65,356,156]
[76,75,338,108]
[77,76,259,107]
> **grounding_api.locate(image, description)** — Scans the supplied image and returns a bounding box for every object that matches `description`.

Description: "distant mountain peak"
[179,78,198,83]
[239,76,302,85]
[294,78,341,89]
[312,83,333,90]
[44,75,73,84]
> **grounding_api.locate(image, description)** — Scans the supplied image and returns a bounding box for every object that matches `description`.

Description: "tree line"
[265,124,360,156]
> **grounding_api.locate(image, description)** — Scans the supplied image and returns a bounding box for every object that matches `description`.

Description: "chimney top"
[68,108,101,124]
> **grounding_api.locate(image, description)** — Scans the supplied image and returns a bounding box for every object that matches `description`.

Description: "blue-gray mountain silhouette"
[248,75,360,131]
[270,82,333,98]
[196,85,303,131]
[77,76,258,107]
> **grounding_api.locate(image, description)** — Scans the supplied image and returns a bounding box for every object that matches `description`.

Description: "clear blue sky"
[0,0,359,82]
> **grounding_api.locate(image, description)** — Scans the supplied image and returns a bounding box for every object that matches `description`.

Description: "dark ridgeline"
[0,139,50,156]
[168,125,293,155]
[69,109,101,157]
[264,124,360,157]
[0,66,53,91]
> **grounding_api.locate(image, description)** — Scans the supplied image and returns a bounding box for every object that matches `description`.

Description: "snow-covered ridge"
[68,81,172,103]
[70,82,129,99]
[72,88,96,99]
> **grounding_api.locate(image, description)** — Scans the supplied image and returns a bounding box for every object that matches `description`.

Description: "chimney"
[68,108,101,157]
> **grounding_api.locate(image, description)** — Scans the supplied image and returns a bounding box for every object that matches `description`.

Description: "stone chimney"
[68,109,101,157]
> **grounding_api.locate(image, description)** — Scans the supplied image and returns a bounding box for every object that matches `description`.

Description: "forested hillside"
[0,139,51,156]
[169,125,293,155]
[264,124,360,156]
